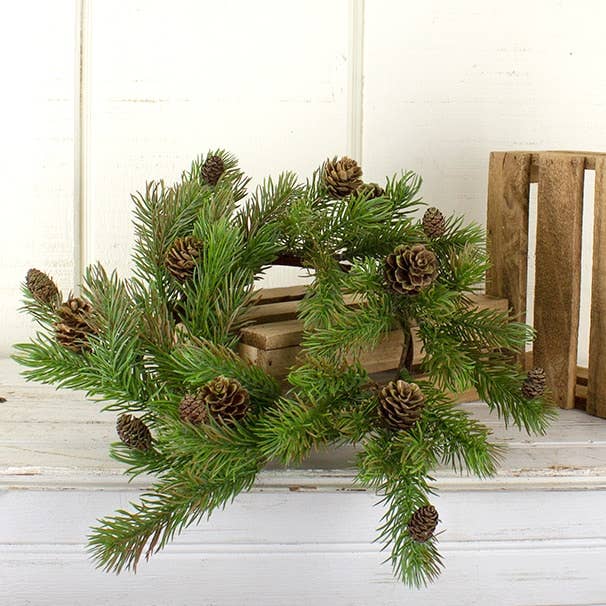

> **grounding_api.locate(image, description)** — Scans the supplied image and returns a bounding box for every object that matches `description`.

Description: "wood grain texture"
[85,0,350,281]
[534,154,585,409]
[485,152,531,330]
[2,489,606,606]
[587,157,606,417]
[0,0,77,356]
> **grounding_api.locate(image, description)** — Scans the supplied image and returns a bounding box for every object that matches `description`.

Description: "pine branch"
[88,468,257,574]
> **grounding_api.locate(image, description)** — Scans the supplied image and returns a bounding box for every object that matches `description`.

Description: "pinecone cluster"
[378,380,425,431]
[116,414,152,451]
[26,268,60,306]
[521,367,546,399]
[408,505,439,542]
[165,236,204,282]
[323,156,363,198]
[422,207,446,238]
[55,296,96,353]
[179,376,250,426]
[384,244,438,295]
[200,154,225,186]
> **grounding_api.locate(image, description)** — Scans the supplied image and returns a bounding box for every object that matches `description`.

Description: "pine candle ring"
[14,150,554,588]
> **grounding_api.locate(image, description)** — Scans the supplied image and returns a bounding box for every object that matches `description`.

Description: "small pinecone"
[179,391,208,425]
[54,297,95,353]
[199,376,250,424]
[200,154,225,186]
[356,182,384,199]
[116,414,152,451]
[422,207,446,238]
[384,244,438,295]
[408,505,439,542]
[26,268,60,305]
[323,156,363,198]
[378,380,425,431]
[165,236,204,282]
[522,367,546,399]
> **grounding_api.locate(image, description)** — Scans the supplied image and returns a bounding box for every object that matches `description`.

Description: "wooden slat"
[240,294,508,350]
[533,154,585,409]
[527,151,606,183]
[254,285,308,305]
[485,152,531,358]
[587,157,606,418]
[245,293,361,325]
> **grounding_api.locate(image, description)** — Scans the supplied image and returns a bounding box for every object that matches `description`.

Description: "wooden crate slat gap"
[486,150,606,418]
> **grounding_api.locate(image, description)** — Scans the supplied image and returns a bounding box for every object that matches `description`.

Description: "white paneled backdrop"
[4,0,606,358]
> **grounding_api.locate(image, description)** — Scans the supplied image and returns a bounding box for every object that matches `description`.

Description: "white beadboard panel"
[2,488,606,547]
[85,0,351,285]
[362,0,606,226]
[0,0,77,356]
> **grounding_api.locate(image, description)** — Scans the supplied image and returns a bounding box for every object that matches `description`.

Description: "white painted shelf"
[2,358,606,605]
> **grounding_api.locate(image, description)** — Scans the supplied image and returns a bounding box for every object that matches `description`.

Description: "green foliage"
[13,152,554,587]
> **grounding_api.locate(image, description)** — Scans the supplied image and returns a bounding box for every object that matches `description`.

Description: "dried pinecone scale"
[116,414,152,451]
[180,376,250,426]
[522,367,546,399]
[200,154,225,185]
[54,296,96,353]
[378,380,425,431]
[179,391,208,425]
[323,156,363,198]
[408,505,439,542]
[165,236,204,282]
[422,207,446,238]
[385,244,438,295]
[26,268,60,305]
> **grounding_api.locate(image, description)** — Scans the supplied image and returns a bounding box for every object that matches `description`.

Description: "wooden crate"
[486,150,606,417]
[239,286,508,402]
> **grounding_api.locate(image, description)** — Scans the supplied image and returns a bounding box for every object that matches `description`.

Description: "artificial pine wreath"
[14,151,554,587]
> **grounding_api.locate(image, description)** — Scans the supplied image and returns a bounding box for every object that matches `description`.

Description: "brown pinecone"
[378,380,425,431]
[408,505,439,542]
[356,182,384,199]
[384,244,438,295]
[422,207,446,238]
[165,236,204,282]
[179,391,208,425]
[54,296,95,353]
[200,154,225,186]
[323,156,363,198]
[26,268,60,305]
[199,376,250,424]
[521,367,546,399]
[116,414,152,451]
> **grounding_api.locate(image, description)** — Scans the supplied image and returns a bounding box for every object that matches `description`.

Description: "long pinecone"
[384,244,438,295]
[408,505,439,542]
[26,268,60,305]
[199,376,250,424]
[200,154,225,186]
[522,367,546,399]
[422,207,446,238]
[179,391,208,425]
[116,414,152,451]
[378,380,425,431]
[165,236,204,282]
[54,296,95,353]
[323,156,363,198]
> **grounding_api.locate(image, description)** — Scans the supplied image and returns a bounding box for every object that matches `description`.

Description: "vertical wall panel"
[362,0,606,225]
[85,0,350,286]
[0,1,77,356]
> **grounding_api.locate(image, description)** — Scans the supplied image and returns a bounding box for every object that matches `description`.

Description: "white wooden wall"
[5,0,606,357]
